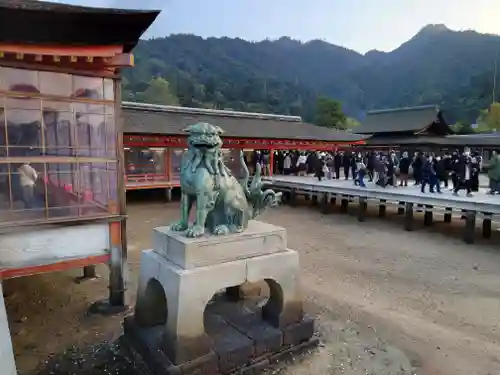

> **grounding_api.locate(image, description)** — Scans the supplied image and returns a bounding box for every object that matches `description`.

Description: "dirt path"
[6,197,500,375]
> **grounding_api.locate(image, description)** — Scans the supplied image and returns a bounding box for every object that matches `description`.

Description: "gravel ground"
[5,191,500,375]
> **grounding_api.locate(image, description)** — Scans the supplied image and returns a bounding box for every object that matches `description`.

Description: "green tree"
[314,96,347,129]
[344,117,360,130]
[450,122,475,134]
[477,103,500,131]
[136,77,179,105]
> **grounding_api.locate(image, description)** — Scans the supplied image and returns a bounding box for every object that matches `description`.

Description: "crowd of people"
[276,149,500,197]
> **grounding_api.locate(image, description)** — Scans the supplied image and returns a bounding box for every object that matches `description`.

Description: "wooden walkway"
[263,175,500,244]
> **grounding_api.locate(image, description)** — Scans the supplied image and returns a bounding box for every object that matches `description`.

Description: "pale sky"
[50,0,500,53]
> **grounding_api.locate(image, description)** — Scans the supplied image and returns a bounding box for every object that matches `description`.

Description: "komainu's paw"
[213,224,230,236]
[186,225,205,238]
[170,221,188,232]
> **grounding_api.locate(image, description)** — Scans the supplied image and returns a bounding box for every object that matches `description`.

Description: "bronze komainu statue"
[170,122,281,237]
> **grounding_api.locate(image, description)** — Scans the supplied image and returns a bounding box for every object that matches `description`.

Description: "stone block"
[124,316,219,375]
[153,220,287,269]
[224,312,283,357]
[206,313,254,373]
[282,316,315,347]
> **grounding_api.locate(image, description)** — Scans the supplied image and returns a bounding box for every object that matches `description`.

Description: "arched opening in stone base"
[135,277,168,327]
[203,279,287,333]
[202,280,287,372]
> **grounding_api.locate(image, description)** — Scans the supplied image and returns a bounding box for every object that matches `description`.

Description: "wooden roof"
[0,0,160,52]
[364,134,500,147]
[122,102,366,143]
[355,105,451,135]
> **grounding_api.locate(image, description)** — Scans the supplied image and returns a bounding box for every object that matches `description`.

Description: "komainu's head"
[184,122,223,152]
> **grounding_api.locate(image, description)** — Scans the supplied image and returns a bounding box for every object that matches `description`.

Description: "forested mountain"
[122,24,500,125]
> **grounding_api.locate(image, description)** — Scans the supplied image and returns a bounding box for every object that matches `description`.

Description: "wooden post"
[113,78,127,309]
[444,207,452,223]
[340,197,349,213]
[404,202,414,231]
[464,210,476,244]
[269,149,274,176]
[166,148,173,182]
[357,197,367,222]
[83,265,96,279]
[321,192,330,214]
[424,206,433,226]
[378,199,386,217]
[165,188,172,202]
[330,195,336,205]
[311,192,318,205]
[482,214,492,239]
[397,201,405,215]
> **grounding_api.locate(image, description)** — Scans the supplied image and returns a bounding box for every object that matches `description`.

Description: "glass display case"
[170,148,185,182]
[125,146,166,183]
[0,67,118,225]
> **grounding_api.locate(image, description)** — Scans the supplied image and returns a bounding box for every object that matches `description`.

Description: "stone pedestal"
[125,220,316,375]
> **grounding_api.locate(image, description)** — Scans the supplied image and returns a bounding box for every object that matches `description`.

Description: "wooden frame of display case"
[0,2,160,373]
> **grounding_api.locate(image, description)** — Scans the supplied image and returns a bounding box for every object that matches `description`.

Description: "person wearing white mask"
[283,153,292,175]
[453,147,473,197]
[296,152,307,176]
[18,162,38,209]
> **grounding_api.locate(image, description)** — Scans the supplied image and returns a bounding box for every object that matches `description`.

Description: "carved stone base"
[126,220,316,373]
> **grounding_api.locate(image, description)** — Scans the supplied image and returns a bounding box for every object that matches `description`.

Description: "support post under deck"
[424,206,433,226]
[404,202,414,231]
[358,197,367,222]
[482,214,492,239]
[444,208,452,223]
[397,202,405,215]
[464,211,476,244]
[321,193,330,214]
[340,197,349,213]
[378,199,386,217]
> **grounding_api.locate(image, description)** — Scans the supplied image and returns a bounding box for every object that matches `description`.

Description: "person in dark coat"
[334,152,342,179]
[367,151,376,181]
[398,151,411,187]
[342,152,351,180]
[350,152,358,180]
[314,155,325,181]
[450,151,460,190]
[442,153,451,188]
[453,149,473,197]
[375,155,387,187]
[306,152,316,175]
[434,156,447,190]
[386,156,396,187]
[421,155,440,193]
[412,152,423,185]
[470,157,480,192]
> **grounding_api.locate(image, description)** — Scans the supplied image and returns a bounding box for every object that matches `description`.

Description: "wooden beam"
[0,44,122,57]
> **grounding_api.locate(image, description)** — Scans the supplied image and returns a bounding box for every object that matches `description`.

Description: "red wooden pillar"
[164,148,171,182]
[269,149,274,176]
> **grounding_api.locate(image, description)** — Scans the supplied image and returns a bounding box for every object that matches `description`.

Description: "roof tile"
[356,105,444,134]
[122,104,365,143]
